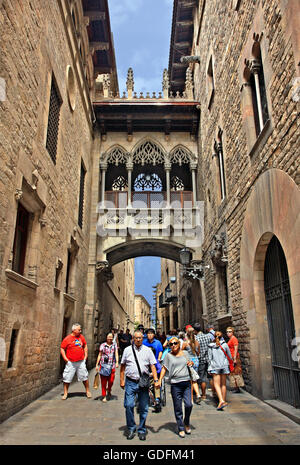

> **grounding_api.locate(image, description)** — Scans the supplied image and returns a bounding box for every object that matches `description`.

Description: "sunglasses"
[169,342,179,346]
[226,331,233,333]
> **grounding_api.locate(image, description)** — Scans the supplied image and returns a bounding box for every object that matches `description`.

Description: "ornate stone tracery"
[132,140,165,166]
[106,146,128,166]
[112,175,128,191]
[171,176,185,191]
[134,173,163,191]
[170,145,192,166]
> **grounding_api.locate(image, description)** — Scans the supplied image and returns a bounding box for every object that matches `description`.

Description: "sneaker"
[102,396,107,402]
[179,431,185,438]
[195,396,201,405]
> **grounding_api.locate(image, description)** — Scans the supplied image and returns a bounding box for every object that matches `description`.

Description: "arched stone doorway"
[240,169,300,404]
[264,235,300,407]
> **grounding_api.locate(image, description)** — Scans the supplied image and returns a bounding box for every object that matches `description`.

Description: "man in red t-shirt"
[60,323,92,400]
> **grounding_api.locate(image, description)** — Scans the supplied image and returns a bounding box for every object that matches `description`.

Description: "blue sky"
[109,0,173,94]
[108,1,173,319]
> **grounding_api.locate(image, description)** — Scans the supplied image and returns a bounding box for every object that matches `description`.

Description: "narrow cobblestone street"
[1,368,300,446]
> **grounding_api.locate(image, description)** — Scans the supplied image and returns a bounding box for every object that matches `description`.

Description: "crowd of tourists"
[60,322,244,440]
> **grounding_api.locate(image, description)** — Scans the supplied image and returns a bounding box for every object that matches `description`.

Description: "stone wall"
[193,0,300,391]
[0,0,94,422]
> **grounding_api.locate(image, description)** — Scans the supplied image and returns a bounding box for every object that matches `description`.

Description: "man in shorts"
[60,323,92,400]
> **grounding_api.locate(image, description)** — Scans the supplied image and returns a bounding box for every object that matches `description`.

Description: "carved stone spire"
[162,68,169,99]
[185,67,194,100]
[103,74,111,98]
[126,67,134,99]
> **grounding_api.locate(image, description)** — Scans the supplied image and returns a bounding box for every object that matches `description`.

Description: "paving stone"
[0,369,300,445]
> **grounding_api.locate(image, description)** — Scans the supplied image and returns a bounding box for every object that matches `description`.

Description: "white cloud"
[108,0,143,27]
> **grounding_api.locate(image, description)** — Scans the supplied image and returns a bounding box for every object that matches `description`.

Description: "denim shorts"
[209,367,230,375]
[63,360,89,383]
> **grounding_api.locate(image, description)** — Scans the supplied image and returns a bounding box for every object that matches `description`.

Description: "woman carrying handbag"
[96,332,119,402]
[226,327,245,393]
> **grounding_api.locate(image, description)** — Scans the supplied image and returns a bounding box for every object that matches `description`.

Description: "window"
[78,161,86,229]
[214,128,226,202]
[12,203,30,275]
[55,258,63,289]
[7,329,19,368]
[46,74,62,164]
[207,56,215,108]
[65,250,72,295]
[249,51,269,136]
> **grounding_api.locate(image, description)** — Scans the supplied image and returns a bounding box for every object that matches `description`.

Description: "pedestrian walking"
[60,323,92,400]
[158,336,194,438]
[182,327,201,404]
[96,332,119,402]
[143,328,163,412]
[120,330,159,441]
[118,329,126,358]
[226,327,245,393]
[207,331,233,410]
[193,323,215,400]
[178,331,186,348]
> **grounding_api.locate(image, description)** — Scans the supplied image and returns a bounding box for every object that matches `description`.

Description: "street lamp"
[179,247,192,266]
[179,247,210,281]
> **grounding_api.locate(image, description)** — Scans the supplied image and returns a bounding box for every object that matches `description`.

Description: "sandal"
[62,394,68,400]
[217,401,227,410]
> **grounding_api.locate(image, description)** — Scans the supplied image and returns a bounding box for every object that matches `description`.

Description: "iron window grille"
[46,74,62,164]
[78,161,86,229]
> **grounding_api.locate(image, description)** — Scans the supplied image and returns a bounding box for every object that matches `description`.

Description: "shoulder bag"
[99,344,113,377]
[131,345,150,390]
[183,351,199,382]
[219,344,234,372]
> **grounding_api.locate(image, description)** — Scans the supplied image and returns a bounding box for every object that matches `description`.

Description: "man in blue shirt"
[143,328,163,412]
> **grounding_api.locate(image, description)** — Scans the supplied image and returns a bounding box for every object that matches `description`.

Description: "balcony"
[105,190,193,208]
[98,190,201,234]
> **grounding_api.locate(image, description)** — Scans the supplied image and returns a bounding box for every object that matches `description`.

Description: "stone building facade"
[159,257,204,333]
[168,0,299,407]
[0,0,133,423]
[1,0,299,424]
[134,295,151,329]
